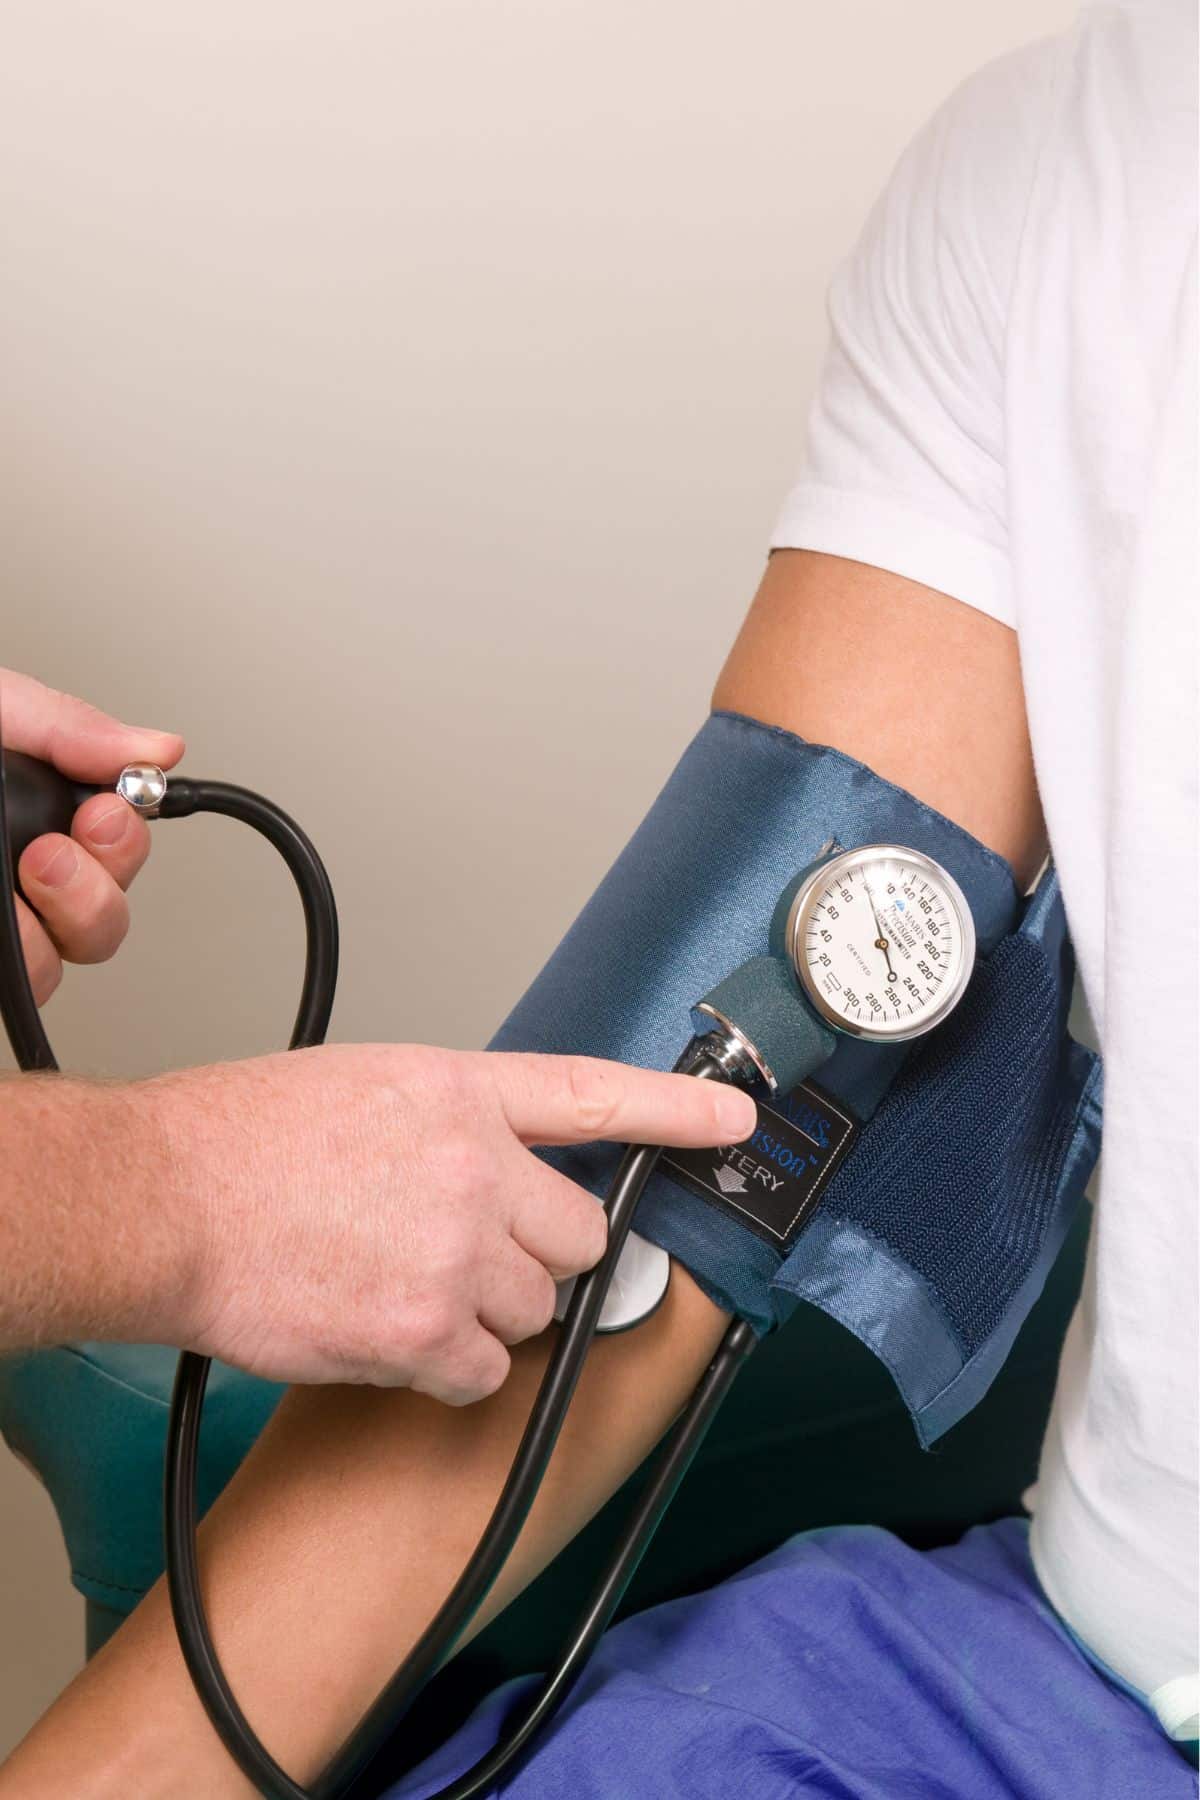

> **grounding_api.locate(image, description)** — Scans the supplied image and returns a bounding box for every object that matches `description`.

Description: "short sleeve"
[771,40,1062,629]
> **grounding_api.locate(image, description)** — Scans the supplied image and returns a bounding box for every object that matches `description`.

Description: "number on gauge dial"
[793,850,972,1040]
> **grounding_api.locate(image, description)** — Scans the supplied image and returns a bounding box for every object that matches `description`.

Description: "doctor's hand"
[153,1044,754,1404]
[1,669,184,1004]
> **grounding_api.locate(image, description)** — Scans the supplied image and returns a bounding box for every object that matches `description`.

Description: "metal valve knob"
[116,763,168,819]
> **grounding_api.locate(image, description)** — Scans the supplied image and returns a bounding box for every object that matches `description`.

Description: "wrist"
[139,1059,275,1359]
[0,1073,201,1352]
[111,1069,210,1347]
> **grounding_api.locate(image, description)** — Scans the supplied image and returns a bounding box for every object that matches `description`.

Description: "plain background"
[0,0,1077,1761]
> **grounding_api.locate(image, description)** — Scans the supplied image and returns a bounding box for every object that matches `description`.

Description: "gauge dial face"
[787,845,976,1042]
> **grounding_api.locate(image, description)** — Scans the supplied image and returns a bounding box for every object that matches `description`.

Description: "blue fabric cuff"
[492,712,1101,1442]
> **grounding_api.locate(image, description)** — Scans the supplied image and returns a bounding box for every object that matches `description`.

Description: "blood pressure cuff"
[491,711,1102,1444]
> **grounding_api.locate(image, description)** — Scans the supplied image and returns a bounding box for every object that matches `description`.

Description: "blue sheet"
[387,1519,1191,1799]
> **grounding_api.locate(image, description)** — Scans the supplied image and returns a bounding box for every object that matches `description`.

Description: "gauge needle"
[863,880,899,984]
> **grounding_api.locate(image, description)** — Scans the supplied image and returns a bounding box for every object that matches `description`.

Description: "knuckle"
[437,1130,490,1201]
[41,686,70,754]
[17,911,61,1004]
[44,689,104,765]
[416,1045,463,1103]
[469,1342,511,1402]
[121,831,153,888]
[561,1209,607,1276]
[33,947,63,1006]
[425,1381,473,1407]
[397,1300,457,1362]
[368,1042,449,1103]
[558,1186,608,1270]
[582,1201,609,1266]
[530,1270,559,1335]
[418,1337,510,1407]
[72,886,128,963]
[417,1201,486,1294]
[566,1058,621,1139]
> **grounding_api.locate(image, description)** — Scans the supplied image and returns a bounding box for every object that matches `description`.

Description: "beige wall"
[0,0,1075,1760]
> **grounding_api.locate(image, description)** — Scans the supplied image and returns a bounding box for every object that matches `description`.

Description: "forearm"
[0,1075,194,1351]
[1,1268,728,1796]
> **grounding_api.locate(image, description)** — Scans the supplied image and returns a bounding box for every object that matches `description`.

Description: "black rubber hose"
[1,749,95,867]
[161,780,340,1800]
[157,779,339,1051]
[0,750,754,1800]
[0,749,63,1071]
[317,1058,724,1800]
[170,1031,740,1800]
[0,756,335,1796]
[408,1314,758,1800]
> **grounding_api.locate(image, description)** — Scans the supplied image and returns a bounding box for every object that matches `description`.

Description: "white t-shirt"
[771,0,1198,1739]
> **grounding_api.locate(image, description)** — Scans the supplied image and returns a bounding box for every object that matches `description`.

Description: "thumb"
[0,669,185,782]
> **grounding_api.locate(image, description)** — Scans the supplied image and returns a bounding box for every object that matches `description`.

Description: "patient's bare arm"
[0,552,1047,1798]
[717,553,1046,889]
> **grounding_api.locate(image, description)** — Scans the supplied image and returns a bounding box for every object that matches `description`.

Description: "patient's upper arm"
[715,550,1046,888]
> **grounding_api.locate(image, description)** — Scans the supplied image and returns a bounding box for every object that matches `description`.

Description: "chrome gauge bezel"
[785,843,977,1043]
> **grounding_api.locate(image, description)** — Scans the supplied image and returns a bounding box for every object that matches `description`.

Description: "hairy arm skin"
[0,1078,198,1351]
[0,552,1047,1797]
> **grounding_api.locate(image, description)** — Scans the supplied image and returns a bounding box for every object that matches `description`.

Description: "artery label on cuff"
[662,1078,859,1252]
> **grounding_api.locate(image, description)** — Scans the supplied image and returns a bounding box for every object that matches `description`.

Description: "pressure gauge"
[783,844,976,1043]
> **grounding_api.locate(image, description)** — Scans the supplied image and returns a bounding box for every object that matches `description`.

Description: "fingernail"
[717,1091,757,1141]
[86,804,130,848]
[34,840,79,888]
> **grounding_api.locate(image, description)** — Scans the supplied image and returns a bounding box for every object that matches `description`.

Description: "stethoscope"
[0,742,976,1799]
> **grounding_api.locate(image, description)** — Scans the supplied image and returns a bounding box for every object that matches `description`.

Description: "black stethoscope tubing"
[0,751,755,1800]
